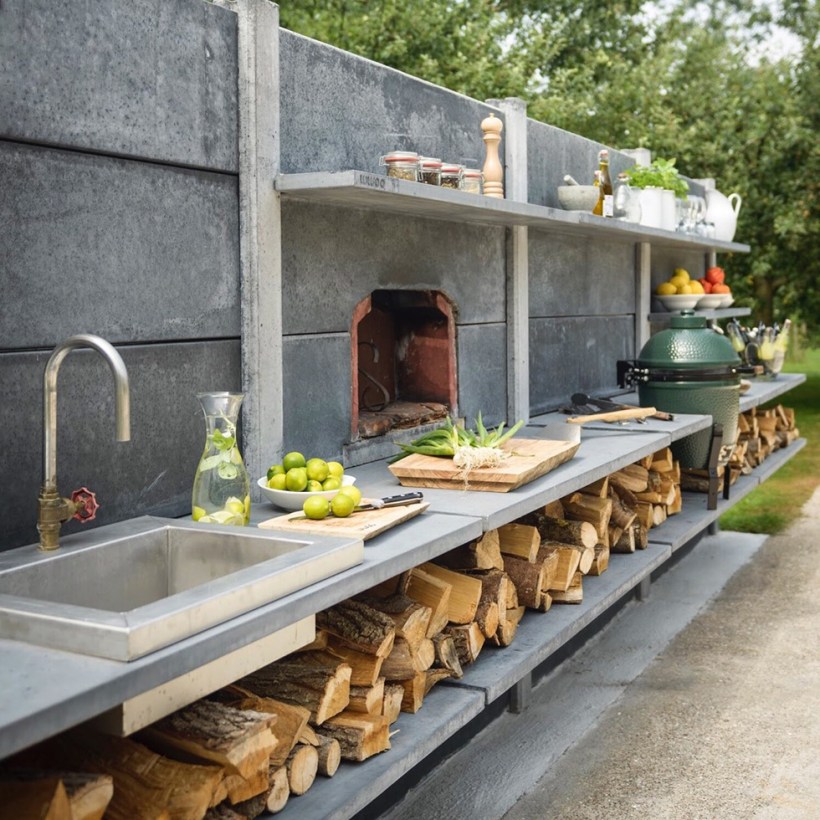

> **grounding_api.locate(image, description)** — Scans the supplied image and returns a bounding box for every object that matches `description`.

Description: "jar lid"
[462,168,482,178]
[383,151,419,163]
[419,157,443,169]
[441,163,463,174]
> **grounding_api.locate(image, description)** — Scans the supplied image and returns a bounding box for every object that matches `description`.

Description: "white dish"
[257,474,357,511]
[716,294,734,308]
[656,294,701,311]
[696,294,724,309]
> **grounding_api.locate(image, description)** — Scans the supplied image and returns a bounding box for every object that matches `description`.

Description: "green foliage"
[278,0,819,339]
[625,158,689,197]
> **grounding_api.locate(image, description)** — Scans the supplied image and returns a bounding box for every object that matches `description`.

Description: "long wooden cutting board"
[388,438,579,492]
[258,500,429,541]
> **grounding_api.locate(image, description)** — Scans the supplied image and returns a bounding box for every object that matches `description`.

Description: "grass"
[719,348,819,534]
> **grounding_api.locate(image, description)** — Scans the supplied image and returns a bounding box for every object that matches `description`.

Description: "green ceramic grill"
[619,311,742,468]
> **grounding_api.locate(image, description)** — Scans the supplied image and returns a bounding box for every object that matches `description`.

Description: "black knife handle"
[382,492,424,506]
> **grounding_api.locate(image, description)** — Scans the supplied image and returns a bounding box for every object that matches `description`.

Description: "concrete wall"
[1,0,696,550]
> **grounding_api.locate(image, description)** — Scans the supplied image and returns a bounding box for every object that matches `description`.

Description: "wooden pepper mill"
[481,112,504,198]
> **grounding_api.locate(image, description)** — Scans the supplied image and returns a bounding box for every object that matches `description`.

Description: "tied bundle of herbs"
[391,414,525,470]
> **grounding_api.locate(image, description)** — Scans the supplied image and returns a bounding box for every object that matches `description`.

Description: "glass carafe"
[192,392,250,525]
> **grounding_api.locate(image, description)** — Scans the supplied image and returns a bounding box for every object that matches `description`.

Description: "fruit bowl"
[257,474,357,511]
[716,294,734,308]
[656,294,701,311]
[696,294,724,309]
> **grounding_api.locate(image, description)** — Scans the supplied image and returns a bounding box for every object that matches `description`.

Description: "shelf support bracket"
[509,672,532,714]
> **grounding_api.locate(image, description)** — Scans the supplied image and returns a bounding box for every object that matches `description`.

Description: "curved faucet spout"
[39,334,131,550]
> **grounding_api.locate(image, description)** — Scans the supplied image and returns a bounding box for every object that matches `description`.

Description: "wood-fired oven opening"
[352,290,457,439]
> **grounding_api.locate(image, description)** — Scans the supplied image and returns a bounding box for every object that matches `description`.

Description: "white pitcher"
[705,189,742,241]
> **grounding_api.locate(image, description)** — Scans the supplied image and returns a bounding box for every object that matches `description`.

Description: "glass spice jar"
[440,163,463,189]
[460,168,483,194]
[418,157,443,185]
[380,151,419,181]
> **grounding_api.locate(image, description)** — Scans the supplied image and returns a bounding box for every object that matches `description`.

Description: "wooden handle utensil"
[566,406,658,424]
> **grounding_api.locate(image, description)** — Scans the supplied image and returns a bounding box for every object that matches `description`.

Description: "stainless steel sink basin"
[0,516,363,661]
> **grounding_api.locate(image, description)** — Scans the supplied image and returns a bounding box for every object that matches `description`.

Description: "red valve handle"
[71,487,99,522]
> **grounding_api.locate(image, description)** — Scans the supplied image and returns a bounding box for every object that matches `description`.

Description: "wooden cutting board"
[388,438,579,492]
[257,500,429,541]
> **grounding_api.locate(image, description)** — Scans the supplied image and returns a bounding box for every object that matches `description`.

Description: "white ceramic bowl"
[656,294,701,311]
[257,474,357,511]
[558,185,599,212]
[716,294,734,308]
[696,294,724,309]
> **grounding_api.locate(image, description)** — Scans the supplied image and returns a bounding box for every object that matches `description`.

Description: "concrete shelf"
[739,372,806,411]
[275,171,751,254]
[649,306,752,323]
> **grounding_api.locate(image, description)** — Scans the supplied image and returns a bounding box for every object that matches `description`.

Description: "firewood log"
[635,523,649,550]
[323,642,384,688]
[652,505,667,527]
[517,511,597,550]
[467,569,509,632]
[611,526,636,554]
[285,744,318,796]
[540,545,581,592]
[419,563,482,624]
[354,594,432,652]
[534,546,560,591]
[264,766,290,814]
[316,600,396,658]
[579,475,609,497]
[634,501,654,530]
[536,592,553,612]
[346,678,386,715]
[382,684,405,724]
[432,633,463,679]
[541,539,593,577]
[425,668,452,696]
[680,468,723,494]
[239,654,352,725]
[502,554,546,608]
[298,724,319,746]
[610,464,649,492]
[318,713,391,761]
[542,499,565,518]
[297,630,329,653]
[139,700,277,780]
[667,485,683,515]
[0,770,114,820]
[498,523,540,561]
[588,543,609,575]
[380,637,435,680]
[609,481,639,511]
[609,489,637,530]
[0,778,72,820]
[435,530,503,571]
[638,453,655,470]
[650,447,675,473]
[561,493,613,545]
[444,622,485,666]
[206,804,244,819]
[315,736,341,777]
[551,572,583,604]
[401,567,452,637]
[491,605,525,647]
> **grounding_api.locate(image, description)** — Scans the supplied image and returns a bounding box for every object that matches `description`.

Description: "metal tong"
[562,393,674,423]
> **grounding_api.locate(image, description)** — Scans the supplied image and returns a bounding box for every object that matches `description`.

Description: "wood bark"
[382,684,405,725]
[431,633,464,679]
[468,569,509,636]
[611,526,636,554]
[316,600,396,658]
[609,489,637,530]
[444,622,485,666]
[517,511,597,550]
[355,593,432,652]
[502,554,546,609]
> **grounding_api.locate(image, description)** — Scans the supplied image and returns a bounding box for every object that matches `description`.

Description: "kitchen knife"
[288,491,424,520]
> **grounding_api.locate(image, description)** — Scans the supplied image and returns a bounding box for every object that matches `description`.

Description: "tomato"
[705,266,725,285]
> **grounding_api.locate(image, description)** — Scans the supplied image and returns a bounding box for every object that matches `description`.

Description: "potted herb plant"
[624,157,689,231]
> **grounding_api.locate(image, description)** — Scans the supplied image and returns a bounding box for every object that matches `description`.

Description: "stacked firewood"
[730,404,799,480]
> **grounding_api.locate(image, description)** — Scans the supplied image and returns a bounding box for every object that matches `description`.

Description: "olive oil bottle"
[592,149,614,217]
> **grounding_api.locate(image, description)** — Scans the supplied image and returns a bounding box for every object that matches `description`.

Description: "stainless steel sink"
[0,516,363,661]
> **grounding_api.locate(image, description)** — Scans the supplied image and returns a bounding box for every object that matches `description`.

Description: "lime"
[337,484,362,506]
[307,479,324,492]
[285,467,308,492]
[331,492,356,518]
[322,476,341,491]
[217,462,239,480]
[283,451,306,471]
[268,473,287,491]
[225,497,245,515]
[303,496,330,520]
[243,495,251,518]
[192,505,207,522]
[326,461,344,479]
[306,458,329,482]
[266,464,285,480]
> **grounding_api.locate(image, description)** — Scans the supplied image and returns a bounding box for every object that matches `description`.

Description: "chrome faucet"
[37,334,131,551]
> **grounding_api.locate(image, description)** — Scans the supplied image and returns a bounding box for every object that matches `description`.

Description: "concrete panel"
[527,120,635,210]
[0,340,241,552]
[457,323,508,426]
[529,232,636,317]
[0,0,238,171]
[0,141,240,349]
[529,316,635,414]
[280,29,498,175]
[282,334,352,461]
[281,199,506,332]
[651,246,709,288]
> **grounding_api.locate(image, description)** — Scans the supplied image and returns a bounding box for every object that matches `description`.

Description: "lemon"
[225,497,245,515]
[669,275,687,289]
[205,510,235,525]
[283,451,306,471]
[689,280,705,294]
[192,505,207,521]
[307,480,324,493]
[656,282,677,295]
[268,473,287,491]
[337,484,362,506]
[217,462,239,480]
[326,461,344,479]
[266,464,285,480]
[306,458,329,482]
[322,476,341,491]
[331,492,356,518]
[673,267,690,281]
[676,283,693,294]
[285,467,308,492]
[303,496,330,520]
